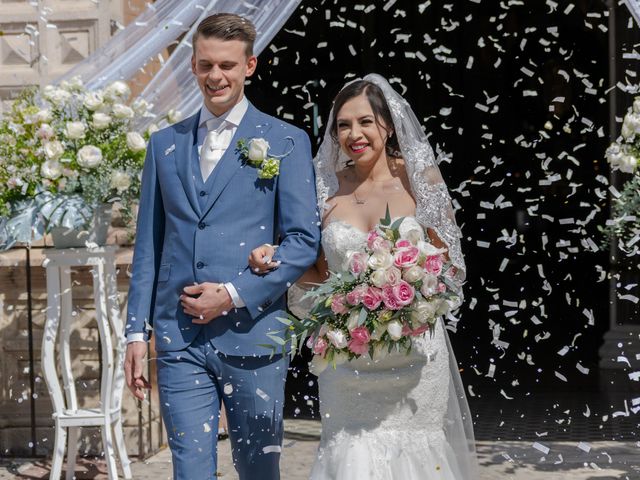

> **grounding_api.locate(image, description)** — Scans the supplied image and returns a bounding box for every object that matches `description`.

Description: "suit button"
[196,261,204,269]
[199,191,206,197]
[198,222,206,230]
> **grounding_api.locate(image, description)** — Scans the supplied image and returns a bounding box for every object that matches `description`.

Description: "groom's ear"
[191,54,196,75]
[245,55,257,77]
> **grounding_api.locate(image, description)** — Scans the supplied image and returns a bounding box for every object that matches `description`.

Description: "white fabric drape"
[57,0,302,128]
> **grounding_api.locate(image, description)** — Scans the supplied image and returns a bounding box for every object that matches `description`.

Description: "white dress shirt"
[127,98,249,344]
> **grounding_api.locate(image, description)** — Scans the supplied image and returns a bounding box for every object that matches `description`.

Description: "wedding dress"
[308,217,476,479]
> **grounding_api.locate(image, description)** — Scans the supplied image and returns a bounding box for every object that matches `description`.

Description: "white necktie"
[200,118,226,181]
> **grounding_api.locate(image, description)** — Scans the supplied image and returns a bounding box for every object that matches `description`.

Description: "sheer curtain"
[57,0,303,127]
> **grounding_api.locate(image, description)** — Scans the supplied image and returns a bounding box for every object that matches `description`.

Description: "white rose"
[633,97,640,114]
[126,132,146,152]
[65,121,86,140]
[83,91,104,110]
[132,98,151,114]
[248,138,270,162]
[44,87,71,106]
[347,310,360,331]
[410,299,438,324]
[110,170,131,193]
[368,250,394,270]
[41,160,63,180]
[112,104,134,119]
[386,320,404,341]
[405,229,423,245]
[309,355,329,375]
[36,123,55,140]
[370,269,387,288]
[92,113,112,130]
[147,124,159,135]
[104,80,131,102]
[35,109,52,123]
[417,240,446,256]
[43,140,64,160]
[436,298,453,316]
[167,109,183,124]
[619,155,638,174]
[326,329,348,349]
[403,265,426,283]
[383,266,402,285]
[420,274,439,297]
[622,113,640,140]
[77,145,103,168]
[606,143,623,168]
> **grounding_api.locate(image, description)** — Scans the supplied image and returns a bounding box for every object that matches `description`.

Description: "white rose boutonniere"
[237,136,295,180]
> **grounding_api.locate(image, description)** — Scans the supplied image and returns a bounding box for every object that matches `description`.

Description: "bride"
[250,74,478,479]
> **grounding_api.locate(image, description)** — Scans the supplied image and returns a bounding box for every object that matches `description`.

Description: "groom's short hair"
[193,13,256,57]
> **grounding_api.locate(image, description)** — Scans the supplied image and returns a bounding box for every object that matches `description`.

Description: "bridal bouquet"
[601,97,640,252]
[0,76,150,249]
[268,211,460,373]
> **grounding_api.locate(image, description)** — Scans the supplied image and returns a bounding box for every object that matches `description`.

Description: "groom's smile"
[191,36,257,117]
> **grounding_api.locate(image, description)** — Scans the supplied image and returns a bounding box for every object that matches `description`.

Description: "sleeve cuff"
[224,282,245,308]
[126,333,146,343]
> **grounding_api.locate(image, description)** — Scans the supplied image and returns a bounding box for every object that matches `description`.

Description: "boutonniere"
[237,137,294,180]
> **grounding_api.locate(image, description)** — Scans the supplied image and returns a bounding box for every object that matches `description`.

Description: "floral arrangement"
[0,76,151,249]
[266,211,460,374]
[236,137,281,179]
[602,96,640,252]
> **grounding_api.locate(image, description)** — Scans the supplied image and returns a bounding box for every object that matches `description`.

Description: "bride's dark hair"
[330,80,401,157]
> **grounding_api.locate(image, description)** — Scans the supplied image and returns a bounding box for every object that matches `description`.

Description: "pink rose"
[348,251,368,276]
[347,338,369,355]
[367,230,380,250]
[312,336,329,356]
[437,282,447,293]
[362,287,383,310]
[394,246,420,268]
[383,266,402,286]
[330,294,348,315]
[424,255,444,276]
[346,284,368,305]
[350,326,371,344]
[392,280,415,307]
[381,286,401,310]
[369,235,392,252]
[395,239,412,248]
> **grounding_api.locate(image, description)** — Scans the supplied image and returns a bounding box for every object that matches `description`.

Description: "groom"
[124,13,320,480]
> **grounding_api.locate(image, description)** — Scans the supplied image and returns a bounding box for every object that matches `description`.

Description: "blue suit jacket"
[126,103,321,354]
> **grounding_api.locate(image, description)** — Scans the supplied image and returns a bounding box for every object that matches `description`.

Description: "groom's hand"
[124,342,151,401]
[181,282,234,324]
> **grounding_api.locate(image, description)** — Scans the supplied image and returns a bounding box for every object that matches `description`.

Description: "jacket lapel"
[201,103,271,217]
[173,113,201,216]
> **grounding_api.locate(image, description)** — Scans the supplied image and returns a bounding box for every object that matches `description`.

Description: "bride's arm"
[295,249,329,288]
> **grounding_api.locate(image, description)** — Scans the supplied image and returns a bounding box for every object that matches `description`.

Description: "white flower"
[126,132,146,152]
[606,143,623,168]
[83,91,104,110]
[110,170,131,193]
[621,112,640,140]
[619,155,638,174]
[65,121,86,140]
[633,97,640,114]
[132,98,151,114]
[167,109,183,124]
[104,80,131,102]
[347,310,361,331]
[411,299,438,324]
[417,240,446,256]
[403,265,425,283]
[35,109,52,123]
[112,104,134,119]
[368,250,394,270]
[370,269,387,288]
[248,138,270,162]
[41,160,63,180]
[326,329,348,349]
[420,274,439,297]
[92,113,112,130]
[383,266,402,285]
[43,86,71,106]
[36,123,55,140]
[386,320,404,341]
[405,229,423,244]
[77,145,103,168]
[309,355,329,375]
[43,140,64,160]
[147,124,159,135]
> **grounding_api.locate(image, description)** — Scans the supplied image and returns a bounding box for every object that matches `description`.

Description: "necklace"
[352,177,399,205]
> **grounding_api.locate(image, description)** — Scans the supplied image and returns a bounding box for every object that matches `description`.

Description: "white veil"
[311,73,478,477]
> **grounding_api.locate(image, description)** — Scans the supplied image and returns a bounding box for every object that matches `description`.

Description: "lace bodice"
[322,216,424,272]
